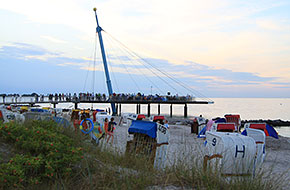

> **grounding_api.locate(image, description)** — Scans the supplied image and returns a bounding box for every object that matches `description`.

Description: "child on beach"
[103,118,109,139]
[164,120,169,129]
[107,118,117,144]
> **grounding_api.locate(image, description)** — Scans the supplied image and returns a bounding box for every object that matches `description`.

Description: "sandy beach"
[106,119,290,189]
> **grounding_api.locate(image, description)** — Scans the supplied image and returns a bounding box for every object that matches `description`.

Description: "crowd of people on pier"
[47,92,194,102]
[0,92,195,103]
[48,93,108,102]
[109,92,194,102]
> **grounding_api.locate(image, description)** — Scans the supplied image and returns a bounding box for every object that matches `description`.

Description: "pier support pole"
[158,104,160,115]
[170,104,173,118]
[147,103,151,117]
[74,103,78,109]
[136,104,139,114]
[184,104,188,118]
[138,104,141,114]
[116,104,119,115]
[119,104,122,116]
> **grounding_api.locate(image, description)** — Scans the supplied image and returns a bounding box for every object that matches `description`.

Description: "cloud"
[0,43,88,66]
[58,62,85,67]
[25,53,63,61]
[0,42,285,86]
[73,46,84,50]
[86,52,289,97]
[1,0,290,84]
[0,41,289,97]
[41,35,67,44]
[0,0,94,34]
[0,42,48,57]
[79,66,103,71]
[140,59,277,85]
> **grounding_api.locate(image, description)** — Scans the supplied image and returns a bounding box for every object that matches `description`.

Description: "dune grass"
[0,120,286,189]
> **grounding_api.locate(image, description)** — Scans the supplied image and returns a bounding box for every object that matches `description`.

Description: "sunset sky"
[0,0,290,98]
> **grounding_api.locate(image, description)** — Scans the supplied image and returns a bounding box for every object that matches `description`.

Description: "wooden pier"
[0,99,213,118]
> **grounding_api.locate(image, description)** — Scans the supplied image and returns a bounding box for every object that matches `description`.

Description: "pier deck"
[0,99,213,118]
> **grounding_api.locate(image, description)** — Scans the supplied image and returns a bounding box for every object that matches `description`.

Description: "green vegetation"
[0,121,84,189]
[0,120,284,189]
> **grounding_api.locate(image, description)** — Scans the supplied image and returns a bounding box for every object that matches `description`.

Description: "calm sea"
[2,97,290,137]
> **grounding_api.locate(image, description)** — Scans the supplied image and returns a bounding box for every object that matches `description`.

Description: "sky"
[0,0,290,98]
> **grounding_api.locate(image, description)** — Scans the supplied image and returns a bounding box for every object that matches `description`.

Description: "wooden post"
[158,104,160,115]
[138,104,141,114]
[119,103,122,116]
[74,102,78,109]
[136,104,139,114]
[147,103,151,117]
[170,104,173,118]
[184,104,188,118]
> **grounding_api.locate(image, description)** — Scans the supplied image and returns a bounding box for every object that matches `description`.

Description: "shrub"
[0,121,84,189]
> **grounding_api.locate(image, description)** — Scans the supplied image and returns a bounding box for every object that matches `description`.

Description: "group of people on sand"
[101,117,117,144]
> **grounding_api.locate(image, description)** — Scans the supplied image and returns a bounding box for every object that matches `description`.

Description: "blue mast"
[93,8,116,115]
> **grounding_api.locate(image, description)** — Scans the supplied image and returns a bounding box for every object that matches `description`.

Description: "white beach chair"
[245,127,266,169]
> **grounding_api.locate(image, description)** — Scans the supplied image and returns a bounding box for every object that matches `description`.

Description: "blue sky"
[0,0,290,98]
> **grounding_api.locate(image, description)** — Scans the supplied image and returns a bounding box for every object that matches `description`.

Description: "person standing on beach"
[164,120,169,129]
[107,118,116,144]
[103,118,109,139]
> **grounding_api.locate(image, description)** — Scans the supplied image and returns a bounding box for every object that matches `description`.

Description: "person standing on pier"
[35,94,38,102]
[2,94,6,104]
[55,93,58,101]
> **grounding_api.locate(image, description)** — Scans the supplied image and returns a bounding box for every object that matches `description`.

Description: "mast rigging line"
[83,34,98,92]
[103,31,180,95]
[104,35,141,92]
[104,31,212,101]
[102,35,121,93]
[83,34,108,95]
[103,33,141,92]
[94,35,107,94]
[106,35,164,95]
[103,33,162,94]
[92,34,98,96]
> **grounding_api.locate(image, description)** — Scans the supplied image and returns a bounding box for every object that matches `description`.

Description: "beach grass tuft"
[0,120,286,189]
